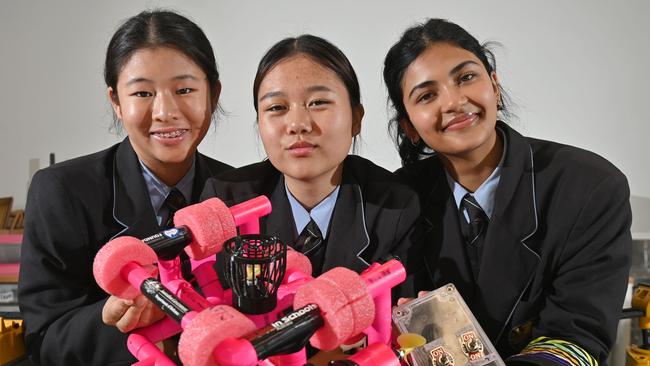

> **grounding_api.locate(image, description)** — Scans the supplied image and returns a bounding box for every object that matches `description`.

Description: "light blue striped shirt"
[447,129,507,222]
[285,183,340,239]
[139,158,195,226]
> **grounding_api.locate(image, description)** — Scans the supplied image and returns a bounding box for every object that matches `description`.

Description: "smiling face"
[400,42,500,161]
[108,46,219,185]
[256,54,362,187]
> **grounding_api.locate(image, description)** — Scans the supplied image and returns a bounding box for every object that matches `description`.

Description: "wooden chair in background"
[8,210,24,233]
[0,197,13,234]
[0,197,23,234]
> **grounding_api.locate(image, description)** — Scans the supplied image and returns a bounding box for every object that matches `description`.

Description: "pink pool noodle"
[178,305,256,366]
[175,198,236,259]
[293,277,355,350]
[317,267,375,338]
[286,248,313,277]
[93,236,158,299]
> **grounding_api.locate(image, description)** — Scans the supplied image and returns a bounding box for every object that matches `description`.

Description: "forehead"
[258,54,347,93]
[402,43,484,85]
[118,47,205,83]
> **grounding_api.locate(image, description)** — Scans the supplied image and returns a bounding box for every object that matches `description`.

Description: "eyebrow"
[125,77,151,87]
[259,90,283,102]
[307,85,333,93]
[407,60,480,99]
[172,74,200,82]
[124,74,200,87]
[258,85,334,102]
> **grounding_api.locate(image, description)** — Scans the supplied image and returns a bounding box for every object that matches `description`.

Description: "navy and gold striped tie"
[163,188,186,229]
[295,218,325,276]
[459,193,489,279]
[460,193,488,246]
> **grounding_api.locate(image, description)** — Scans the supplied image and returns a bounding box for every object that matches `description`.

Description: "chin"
[157,151,192,164]
[283,168,322,182]
[284,170,315,181]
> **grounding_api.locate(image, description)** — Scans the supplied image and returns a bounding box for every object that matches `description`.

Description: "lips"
[442,112,479,132]
[289,141,314,149]
[287,141,315,157]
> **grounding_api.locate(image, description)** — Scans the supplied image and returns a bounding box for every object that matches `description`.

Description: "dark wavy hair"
[383,18,512,166]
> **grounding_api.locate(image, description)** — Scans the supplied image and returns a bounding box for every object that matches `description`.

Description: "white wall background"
[1,0,649,228]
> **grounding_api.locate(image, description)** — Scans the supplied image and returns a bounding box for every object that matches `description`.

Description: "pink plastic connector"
[360,260,406,345]
[229,195,272,235]
[127,333,176,366]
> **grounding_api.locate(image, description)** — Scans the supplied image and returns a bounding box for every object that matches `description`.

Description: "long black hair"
[383,18,512,166]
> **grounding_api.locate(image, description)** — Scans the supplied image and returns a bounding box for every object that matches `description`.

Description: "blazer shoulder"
[394,155,444,197]
[32,143,119,192]
[344,155,418,208]
[215,160,276,182]
[197,152,234,175]
[201,161,279,203]
[529,137,627,182]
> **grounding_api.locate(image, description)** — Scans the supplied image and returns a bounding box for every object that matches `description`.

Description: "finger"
[397,297,413,306]
[132,294,148,309]
[417,291,429,298]
[102,297,134,325]
[147,299,166,320]
[140,300,167,326]
[115,302,146,333]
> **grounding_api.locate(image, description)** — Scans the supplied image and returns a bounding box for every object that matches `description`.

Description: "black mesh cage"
[223,234,286,314]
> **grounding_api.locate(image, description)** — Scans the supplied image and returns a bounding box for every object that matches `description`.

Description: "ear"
[211,80,222,113]
[107,87,122,120]
[399,117,420,144]
[490,71,500,105]
[351,104,364,137]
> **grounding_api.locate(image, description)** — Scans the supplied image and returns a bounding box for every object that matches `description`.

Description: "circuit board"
[392,284,505,366]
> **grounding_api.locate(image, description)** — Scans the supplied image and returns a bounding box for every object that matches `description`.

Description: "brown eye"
[308,99,330,107]
[177,88,194,95]
[417,92,436,103]
[266,104,285,112]
[459,72,476,83]
[131,91,152,97]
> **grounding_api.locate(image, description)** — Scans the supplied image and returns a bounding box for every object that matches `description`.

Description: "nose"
[286,104,313,135]
[152,91,180,122]
[439,85,467,113]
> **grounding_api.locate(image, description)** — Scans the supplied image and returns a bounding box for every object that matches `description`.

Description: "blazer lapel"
[437,196,477,300]
[474,122,540,342]
[322,181,371,273]
[110,138,160,241]
[415,157,473,294]
[191,153,217,204]
[261,174,295,247]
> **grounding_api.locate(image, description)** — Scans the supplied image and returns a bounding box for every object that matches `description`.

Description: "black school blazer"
[397,122,632,363]
[201,155,420,278]
[18,138,232,366]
